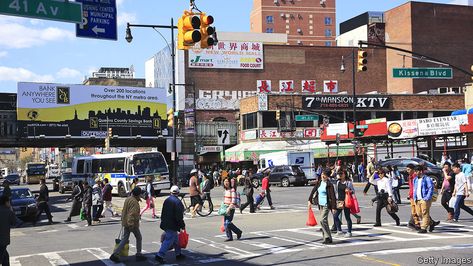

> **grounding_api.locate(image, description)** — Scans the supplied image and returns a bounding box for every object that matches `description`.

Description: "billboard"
[303,95,390,110]
[189,41,264,69]
[17,82,167,138]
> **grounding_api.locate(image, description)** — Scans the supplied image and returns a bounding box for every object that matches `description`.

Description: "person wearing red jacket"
[407,164,420,230]
[261,173,275,210]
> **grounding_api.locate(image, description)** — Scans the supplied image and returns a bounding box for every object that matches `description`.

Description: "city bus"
[25,162,47,184]
[71,152,170,197]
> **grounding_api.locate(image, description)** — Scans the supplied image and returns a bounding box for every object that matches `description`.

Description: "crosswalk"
[10,222,473,265]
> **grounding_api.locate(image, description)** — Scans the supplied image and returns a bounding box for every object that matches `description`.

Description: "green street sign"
[295,115,319,122]
[0,0,82,23]
[393,67,453,79]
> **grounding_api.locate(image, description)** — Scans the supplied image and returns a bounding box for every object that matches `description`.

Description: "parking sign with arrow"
[75,0,117,41]
[217,128,230,145]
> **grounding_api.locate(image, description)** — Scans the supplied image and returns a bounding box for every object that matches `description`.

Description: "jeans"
[0,245,9,266]
[36,202,52,222]
[440,191,454,216]
[334,207,352,233]
[92,204,103,221]
[319,206,332,241]
[224,208,242,240]
[454,195,473,220]
[157,230,181,258]
[392,187,401,204]
[113,227,142,256]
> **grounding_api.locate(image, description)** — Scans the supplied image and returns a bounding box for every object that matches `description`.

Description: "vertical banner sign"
[279,80,294,93]
[257,80,272,94]
[257,94,268,111]
[184,109,195,134]
[302,80,316,93]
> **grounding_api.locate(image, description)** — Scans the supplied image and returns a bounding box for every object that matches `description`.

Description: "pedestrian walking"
[406,164,421,230]
[130,178,139,194]
[109,187,146,263]
[140,176,157,219]
[308,170,337,244]
[452,163,473,222]
[363,158,379,195]
[333,170,354,238]
[222,178,242,242]
[389,166,402,204]
[440,162,455,221]
[201,173,213,204]
[102,178,118,217]
[240,174,257,213]
[189,169,202,218]
[92,179,104,223]
[0,195,16,266]
[213,168,220,187]
[413,165,436,233]
[373,168,400,227]
[82,181,93,227]
[34,179,53,225]
[261,172,275,210]
[2,180,11,200]
[64,181,83,222]
[155,186,186,264]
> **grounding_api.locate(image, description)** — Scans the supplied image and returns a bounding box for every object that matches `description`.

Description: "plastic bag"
[350,194,361,214]
[178,230,189,249]
[80,208,85,221]
[114,227,129,256]
[218,203,229,216]
[306,208,317,226]
[344,191,354,209]
[220,218,225,232]
[448,195,457,209]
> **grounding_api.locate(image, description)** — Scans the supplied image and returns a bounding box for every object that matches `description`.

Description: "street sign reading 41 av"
[393,67,453,79]
[0,0,82,23]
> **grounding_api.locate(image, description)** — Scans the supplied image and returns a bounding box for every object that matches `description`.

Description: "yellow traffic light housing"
[178,11,201,50]
[200,13,216,49]
[357,50,367,72]
[275,110,281,120]
[167,108,174,128]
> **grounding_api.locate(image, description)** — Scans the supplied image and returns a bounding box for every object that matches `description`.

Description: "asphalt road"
[7,182,473,266]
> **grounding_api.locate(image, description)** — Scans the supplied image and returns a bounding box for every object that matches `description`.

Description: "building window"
[325,17,332,25]
[325,29,332,37]
[266,16,274,24]
[325,41,332,46]
[262,112,278,128]
[242,113,257,130]
[266,28,274,33]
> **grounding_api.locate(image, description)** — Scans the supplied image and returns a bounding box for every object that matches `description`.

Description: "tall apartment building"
[250,0,336,46]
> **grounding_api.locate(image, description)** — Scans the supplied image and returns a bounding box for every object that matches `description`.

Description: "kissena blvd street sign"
[0,0,82,23]
[393,68,453,79]
[76,0,117,41]
[295,115,319,122]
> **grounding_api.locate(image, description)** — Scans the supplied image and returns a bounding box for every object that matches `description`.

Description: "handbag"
[336,200,345,209]
[448,195,457,209]
[386,200,399,214]
[114,227,129,257]
[178,230,189,249]
[218,203,229,216]
[306,208,317,226]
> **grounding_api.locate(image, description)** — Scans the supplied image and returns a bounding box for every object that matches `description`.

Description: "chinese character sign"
[279,80,294,93]
[323,80,338,93]
[302,80,316,93]
[257,80,272,94]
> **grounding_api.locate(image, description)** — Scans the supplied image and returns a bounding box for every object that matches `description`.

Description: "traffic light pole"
[351,47,359,181]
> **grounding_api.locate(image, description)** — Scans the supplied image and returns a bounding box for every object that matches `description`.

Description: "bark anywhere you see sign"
[217,128,230,145]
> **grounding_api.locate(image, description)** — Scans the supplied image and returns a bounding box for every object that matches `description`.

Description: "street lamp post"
[126,19,179,185]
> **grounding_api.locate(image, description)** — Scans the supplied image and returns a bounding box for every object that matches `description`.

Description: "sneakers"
[176,254,187,261]
[64,218,71,223]
[109,254,120,263]
[336,231,344,236]
[452,219,459,223]
[429,220,440,232]
[135,254,147,262]
[344,232,352,238]
[270,206,275,210]
[418,229,428,234]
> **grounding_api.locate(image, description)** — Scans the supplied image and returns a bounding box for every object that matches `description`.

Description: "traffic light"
[107,128,112,138]
[357,50,367,72]
[177,11,201,50]
[200,13,216,48]
[167,108,174,128]
[275,110,281,120]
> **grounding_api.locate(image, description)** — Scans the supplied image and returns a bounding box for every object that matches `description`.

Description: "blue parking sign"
[76,0,117,41]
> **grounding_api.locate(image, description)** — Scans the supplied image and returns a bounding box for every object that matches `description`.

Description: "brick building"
[250,0,336,46]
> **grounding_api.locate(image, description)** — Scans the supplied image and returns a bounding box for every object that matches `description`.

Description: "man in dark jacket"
[240,175,256,213]
[35,179,53,225]
[0,195,16,266]
[101,178,117,217]
[155,186,186,264]
[82,181,93,226]
[65,181,83,222]
[308,170,337,244]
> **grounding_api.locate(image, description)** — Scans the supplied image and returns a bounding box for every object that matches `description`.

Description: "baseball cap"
[190,169,198,175]
[170,185,180,194]
[132,187,142,197]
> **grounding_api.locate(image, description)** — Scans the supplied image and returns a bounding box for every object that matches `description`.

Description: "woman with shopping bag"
[333,170,355,238]
[222,178,243,242]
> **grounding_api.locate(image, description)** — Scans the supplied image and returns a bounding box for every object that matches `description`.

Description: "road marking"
[241,239,304,254]
[253,232,324,249]
[190,238,260,259]
[354,254,401,266]
[42,252,70,266]
[38,229,59,234]
[87,248,126,266]
[67,224,79,229]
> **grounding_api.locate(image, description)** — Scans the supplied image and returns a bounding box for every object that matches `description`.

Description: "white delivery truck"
[259,151,316,181]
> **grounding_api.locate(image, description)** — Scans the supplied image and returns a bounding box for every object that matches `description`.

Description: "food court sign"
[189,41,264,69]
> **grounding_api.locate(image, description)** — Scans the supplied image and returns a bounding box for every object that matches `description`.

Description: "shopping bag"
[218,203,229,216]
[350,194,361,214]
[178,230,189,249]
[344,191,354,209]
[80,208,85,221]
[306,208,317,226]
[114,227,129,257]
[448,195,457,209]
[220,217,225,232]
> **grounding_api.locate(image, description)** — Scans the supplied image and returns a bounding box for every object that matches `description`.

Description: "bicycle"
[178,192,214,217]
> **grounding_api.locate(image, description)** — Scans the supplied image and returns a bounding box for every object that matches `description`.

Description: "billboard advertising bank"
[17,82,167,138]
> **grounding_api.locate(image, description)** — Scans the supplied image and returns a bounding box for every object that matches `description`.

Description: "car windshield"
[6,174,19,180]
[11,189,33,200]
[410,158,437,168]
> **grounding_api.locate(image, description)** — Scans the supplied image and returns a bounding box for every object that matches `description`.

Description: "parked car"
[0,187,37,220]
[58,172,74,194]
[252,165,307,187]
[378,157,443,188]
[4,173,21,185]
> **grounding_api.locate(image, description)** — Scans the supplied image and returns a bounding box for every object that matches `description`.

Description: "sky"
[0,0,464,93]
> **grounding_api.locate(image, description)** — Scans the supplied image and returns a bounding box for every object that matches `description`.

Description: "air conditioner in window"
[297,40,302,45]
[451,87,461,94]
[437,87,448,94]
[274,0,278,4]
[320,0,326,6]
[280,13,285,18]
[297,28,302,33]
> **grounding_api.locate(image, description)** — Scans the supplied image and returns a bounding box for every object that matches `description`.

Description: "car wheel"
[118,183,127,198]
[251,178,259,188]
[281,177,290,187]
